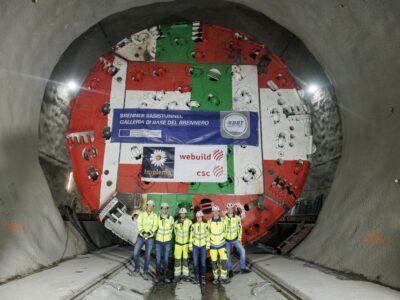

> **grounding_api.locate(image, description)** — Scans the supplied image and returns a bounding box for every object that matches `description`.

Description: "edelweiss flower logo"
[150,150,167,167]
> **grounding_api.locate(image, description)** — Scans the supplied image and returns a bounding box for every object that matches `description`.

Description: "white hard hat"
[160,202,169,208]
[179,207,187,214]
[147,199,155,206]
[196,211,204,217]
[212,205,220,212]
[226,202,235,209]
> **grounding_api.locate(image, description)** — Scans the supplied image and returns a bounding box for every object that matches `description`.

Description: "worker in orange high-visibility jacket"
[132,199,158,281]
[224,202,251,278]
[207,205,230,285]
[173,207,192,282]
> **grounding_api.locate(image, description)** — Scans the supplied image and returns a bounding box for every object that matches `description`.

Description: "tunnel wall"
[0,0,143,283]
[0,0,399,288]
[234,0,400,288]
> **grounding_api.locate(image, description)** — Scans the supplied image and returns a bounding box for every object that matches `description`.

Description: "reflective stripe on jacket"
[207,217,225,249]
[137,211,158,238]
[155,214,174,243]
[190,222,208,248]
[224,215,242,241]
[174,218,192,245]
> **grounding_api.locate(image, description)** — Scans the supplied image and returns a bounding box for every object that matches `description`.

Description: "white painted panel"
[120,144,144,164]
[231,65,259,112]
[125,90,190,110]
[232,65,264,195]
[233,145,264,195]
[260,88,313,161]
[100,57,127,206]
[114,27,158,61]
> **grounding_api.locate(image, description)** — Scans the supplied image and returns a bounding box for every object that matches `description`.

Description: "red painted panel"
[126,61,192,92]
[263,159,310,205]
[241,197,286,244]
[258,53,298,89]
[192,194,290,245]
[66,55,116,212]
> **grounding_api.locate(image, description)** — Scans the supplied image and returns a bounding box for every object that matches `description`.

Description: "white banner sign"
[141,145,227,182]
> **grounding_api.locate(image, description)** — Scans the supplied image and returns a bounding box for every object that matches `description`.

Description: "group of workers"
[132,199,250,285]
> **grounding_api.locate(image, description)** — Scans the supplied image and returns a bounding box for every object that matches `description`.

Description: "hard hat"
[179,207,187,214]
[196,211,204,217]
[226,202,235,209]
[147,199,155,206]
[160,202,169,208]
[212,205,220,212]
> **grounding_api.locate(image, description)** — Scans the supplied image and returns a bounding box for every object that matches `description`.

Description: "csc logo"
[197,170,210,176]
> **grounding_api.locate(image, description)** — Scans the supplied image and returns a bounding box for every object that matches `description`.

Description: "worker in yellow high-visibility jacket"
[224,202,251,278]
[133,199,158,280]
[207,205,230,285]
[189,210,208,285]
[155,202,174,283]
[173,207,192,282]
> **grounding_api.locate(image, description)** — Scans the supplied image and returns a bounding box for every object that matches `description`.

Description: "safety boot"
[228,270,233,278]
[154,268,160,283]
[241,268,251,274]
[142,272,149,281]
[130,269,140,277]
[173,276,181,283]
[221,278,230,285]
[193,275,199,284]
[212,278,219,285]
[201,276,206,285]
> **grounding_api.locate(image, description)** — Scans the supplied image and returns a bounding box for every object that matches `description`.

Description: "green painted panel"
[188,145,235,194]
[190,64,233,111]
[155,23,195,63]
[146,194,193,258]
[189,63,234,194]
[147,193,194,220]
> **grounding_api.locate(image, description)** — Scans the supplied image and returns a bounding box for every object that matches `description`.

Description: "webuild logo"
[213,149,224,160]
[179,153,212,160]
[178,149,224,161]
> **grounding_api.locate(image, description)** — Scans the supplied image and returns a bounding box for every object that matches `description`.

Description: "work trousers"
[226,239,246,271]
[174,243,189,277]
[133,237,154,273]
[210,247,228,280]
[192,245,206,277]
[155,241,171,271]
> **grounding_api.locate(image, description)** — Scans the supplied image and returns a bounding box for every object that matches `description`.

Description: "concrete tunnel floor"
[1,1,400,299]
[0,245,399,300]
